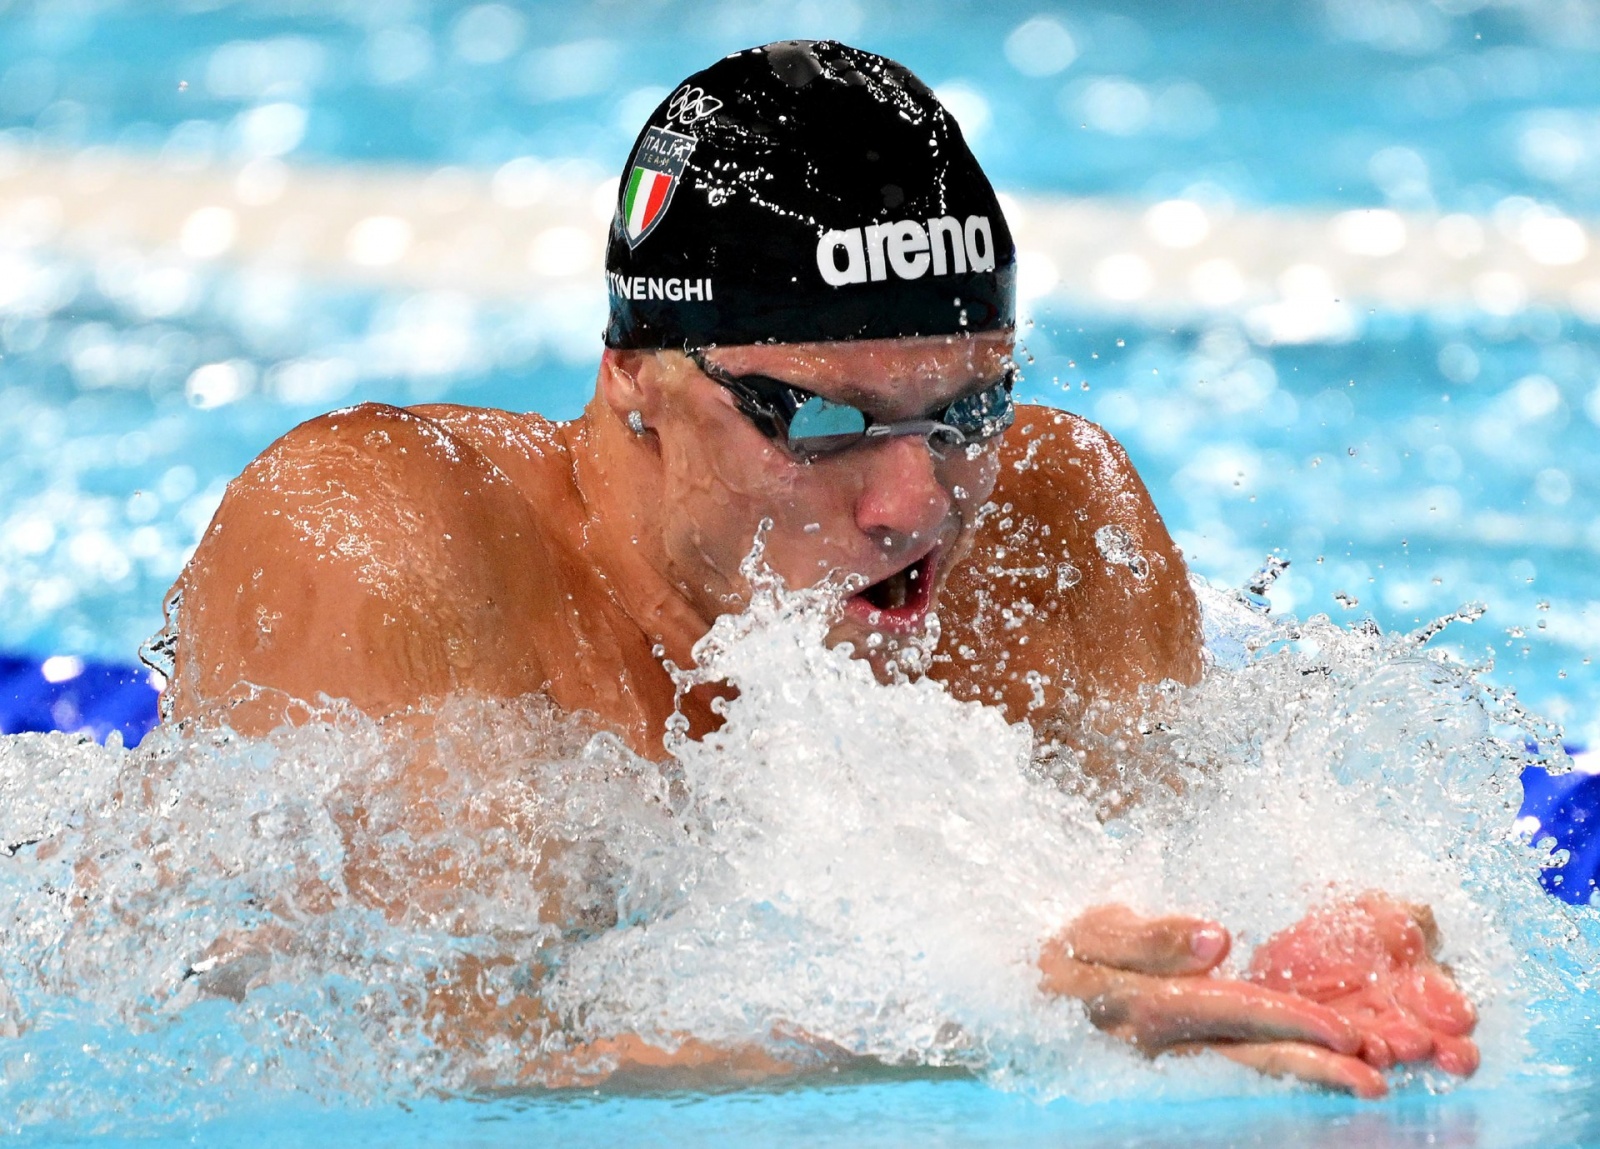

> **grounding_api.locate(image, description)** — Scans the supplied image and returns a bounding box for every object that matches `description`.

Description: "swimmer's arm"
[164,402,553,734]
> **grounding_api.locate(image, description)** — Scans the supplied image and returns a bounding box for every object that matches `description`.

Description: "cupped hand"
[1040,905,1389,1098]
[1245,893,1478,1078]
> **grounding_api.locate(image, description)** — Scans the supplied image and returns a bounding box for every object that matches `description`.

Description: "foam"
[0,558,1593,1129]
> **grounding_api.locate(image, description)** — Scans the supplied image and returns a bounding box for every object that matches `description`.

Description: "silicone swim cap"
[603,40,1016,350]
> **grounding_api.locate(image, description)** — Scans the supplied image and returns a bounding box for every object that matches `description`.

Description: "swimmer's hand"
[1246,893,1478,1080]
[1039,905,1388,1098]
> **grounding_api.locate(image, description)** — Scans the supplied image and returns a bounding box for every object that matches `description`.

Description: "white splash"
[0,564,1591,1132]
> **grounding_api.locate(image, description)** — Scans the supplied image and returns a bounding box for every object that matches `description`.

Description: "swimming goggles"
[687,349,1016,460]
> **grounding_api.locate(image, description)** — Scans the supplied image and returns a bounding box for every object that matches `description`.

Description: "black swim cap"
[603,41,1016,350]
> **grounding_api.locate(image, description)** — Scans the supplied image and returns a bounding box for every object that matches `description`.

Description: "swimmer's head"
[603,40,1016,350]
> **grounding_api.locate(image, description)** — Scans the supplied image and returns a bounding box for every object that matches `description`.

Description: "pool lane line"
[2,145,1600,340]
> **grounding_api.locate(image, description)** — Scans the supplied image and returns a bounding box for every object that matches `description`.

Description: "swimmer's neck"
[565,398,717,672]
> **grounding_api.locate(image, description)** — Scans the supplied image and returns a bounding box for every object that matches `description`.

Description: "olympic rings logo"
[668,85,723,125]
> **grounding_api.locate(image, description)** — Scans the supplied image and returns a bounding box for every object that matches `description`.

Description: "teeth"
[884,570,909,610]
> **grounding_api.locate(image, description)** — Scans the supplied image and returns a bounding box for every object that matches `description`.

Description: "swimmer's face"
[611,331,1011,670]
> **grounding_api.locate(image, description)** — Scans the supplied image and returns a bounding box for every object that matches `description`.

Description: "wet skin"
[165,332,1475,1094]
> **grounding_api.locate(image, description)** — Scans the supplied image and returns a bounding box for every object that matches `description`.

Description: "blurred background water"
[1,0,1599,734]
[2,3,1600,1145]
[0,0,1593,745]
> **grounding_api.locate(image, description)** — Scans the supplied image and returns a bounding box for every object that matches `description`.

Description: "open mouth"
[847,553,936,630]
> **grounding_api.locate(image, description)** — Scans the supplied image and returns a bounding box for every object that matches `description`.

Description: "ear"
[597,349,661,423]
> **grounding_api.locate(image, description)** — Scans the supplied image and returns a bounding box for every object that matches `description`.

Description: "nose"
[853,434,953,545]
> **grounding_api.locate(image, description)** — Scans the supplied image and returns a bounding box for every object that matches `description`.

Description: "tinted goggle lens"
[785,376,1015,457]
[690,350,1014,459]
[787,396,870,454]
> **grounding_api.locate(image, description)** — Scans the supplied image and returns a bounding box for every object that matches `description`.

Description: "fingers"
[1056,904,1232,976]
[1372,1011,1433,1064]
[1432,1034,1480,1077]
[1398,966,1478,1036]
[1360,1031,1394,1070]
[1202,1041,1390,1099]
[1106,973,1363,1055]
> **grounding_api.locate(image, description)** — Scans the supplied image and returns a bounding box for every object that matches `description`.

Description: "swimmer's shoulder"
[169,401,558,727]
[406,402,578,498]
[994,404,1156,525]
[936,403,1201,715]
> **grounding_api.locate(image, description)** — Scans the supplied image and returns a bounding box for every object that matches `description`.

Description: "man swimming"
[163,41,1477,1095]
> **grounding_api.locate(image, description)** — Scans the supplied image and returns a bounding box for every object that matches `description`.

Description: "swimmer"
[164,42,1477,1095]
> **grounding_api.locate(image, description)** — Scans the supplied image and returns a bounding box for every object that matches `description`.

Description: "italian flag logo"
[622,126,696,249]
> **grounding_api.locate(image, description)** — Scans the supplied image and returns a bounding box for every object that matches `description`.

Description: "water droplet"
[1093,524,1148,579]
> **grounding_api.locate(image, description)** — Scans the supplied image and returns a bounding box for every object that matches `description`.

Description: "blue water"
[5,1,1600,209]
[4,0,1600,1143]
[20,1068,1600,1149]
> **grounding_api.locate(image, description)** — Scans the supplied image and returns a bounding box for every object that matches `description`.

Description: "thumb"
[1057,905,1231,976]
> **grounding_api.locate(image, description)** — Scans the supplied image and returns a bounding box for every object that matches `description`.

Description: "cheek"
[659,429,840,575]
[941,445,1002,514]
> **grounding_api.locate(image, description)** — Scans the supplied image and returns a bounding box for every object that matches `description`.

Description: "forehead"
[703,330,1014,408]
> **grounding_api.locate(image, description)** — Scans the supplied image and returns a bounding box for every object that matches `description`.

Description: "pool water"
[3,0,1600,1144]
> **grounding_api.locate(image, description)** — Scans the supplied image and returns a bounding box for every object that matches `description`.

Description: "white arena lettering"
[816,215,996,287]
[607,273,714,301]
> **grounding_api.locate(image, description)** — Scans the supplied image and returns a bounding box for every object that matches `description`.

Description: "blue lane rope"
[0,654,160,748]
[0,652,1595,904]
[1519,758,1600,906]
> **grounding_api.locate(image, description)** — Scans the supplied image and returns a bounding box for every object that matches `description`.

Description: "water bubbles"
[366,25,433,87]
[1434,214,1485,259]
[1004,16,1078,77]
[1518,213,1589,267]
[1189,258,1246,306]
[178,206,237,260]
[184,360,256,410]
[933,83,991,143]
[1332,209,1407,257]
[1472,270,1529,316]
[1074,77,1151,136]
[345,215,413,267]
[1334,591,1360,608]
[1091,253,1152,301]
[520,39,620,103]
[230,102,308,159]
[1016,250,1061,302]
[1144,199,1209,248]
[1535,468,1572,506]
[39,655,83,683]
[1093,523,1149,579]
[450,4,526,66]
[527,226,597,277]
[1245,554,1290,597]
[1508,374,1562,422]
